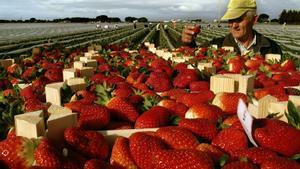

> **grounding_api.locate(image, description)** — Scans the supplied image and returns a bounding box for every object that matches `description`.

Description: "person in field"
[181,0,282,56]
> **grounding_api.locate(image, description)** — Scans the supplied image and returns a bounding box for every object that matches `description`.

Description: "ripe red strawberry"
[35,138,85,169]
[185,103,223,122]
[20,86,37,100]
[193,25,201,34]
[253,119,300,157]
[84,159,107,169]
[112,84,133,99]
[152,149,214,169]
[78,104,110,130]
[230,147,278,165]
[31,77,49,94]
[281,59,296,71]
[95,84,139,123]
[21,67,37,81]
[212,92,248,114]
[260,156,300,169]
[34,138,62,168]
[178,118,218,141]
[196,143,225,163]
[64,127,110,160]
[0,136,36,168]
[227,56,246,73]
[222,161,257,169]
[75,90,97,104]
[245,55,264,68]
[129,132,166,169]
[189,81,210,92]
[7,63,22,75]
[135,106,171,128]
[157,99,188,118]
[173,69,199,88]
[64,100,85,113]
[176,91,215,107]
[110,137,138,168]
[145,71,172,92]
[44,68,63,82]
[24,98,49,112]
[212,128,248,154]
[3,89,15,97]
[155,126,199,149]
[160,88,188,100]
[223,114,238,124]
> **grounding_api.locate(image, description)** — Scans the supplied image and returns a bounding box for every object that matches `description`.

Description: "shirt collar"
[234,33,257,50]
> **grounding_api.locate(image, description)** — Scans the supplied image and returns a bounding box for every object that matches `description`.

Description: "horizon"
[0,0,299,21]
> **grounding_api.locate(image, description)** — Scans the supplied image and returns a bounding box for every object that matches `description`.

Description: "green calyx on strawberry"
[285,100,300,129]
[95,83,139,122]
[0,136,39,168]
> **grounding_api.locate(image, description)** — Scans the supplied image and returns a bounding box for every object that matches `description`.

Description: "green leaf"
[286,101,300,129]
[219,154,229,167]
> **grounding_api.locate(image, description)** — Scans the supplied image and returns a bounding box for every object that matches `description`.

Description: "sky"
[0,0,299,21]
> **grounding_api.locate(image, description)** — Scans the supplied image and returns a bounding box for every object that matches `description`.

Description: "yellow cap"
[221,0,257,20]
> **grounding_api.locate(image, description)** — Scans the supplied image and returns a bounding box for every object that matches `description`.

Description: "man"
[181,0,282,56]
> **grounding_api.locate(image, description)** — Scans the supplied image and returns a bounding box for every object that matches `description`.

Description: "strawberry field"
[0,22,300,169]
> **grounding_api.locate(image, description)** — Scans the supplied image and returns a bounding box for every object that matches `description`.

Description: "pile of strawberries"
[0,44,300,168]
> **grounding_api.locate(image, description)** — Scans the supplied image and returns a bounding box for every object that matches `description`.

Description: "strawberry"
[64,100,85,113]
[260,156,300,169]
[173,69,199,88]
[222,115,240,127]
[157,99,188,118]
[112,84,133,99]
[227,56,246,73]
[0,136,36,169]
[212,92,248,114]
[44,68,63,82]
[84,159,107,169]
[152,149,214,169]
[3,89,15,97]
[212,128,248,154]
[155,126,200,149]
[281,59,296,71]
[74,90,97,104]
[35,138,85,169]
[135,106,171,128]
[160,89,188,100]
[176,91,215,107]
[95,84,139,123]
[78,104,110,130]
[21,67,37,81]
[145,71,172,92]
[185,103,223,122]
[253,119,300,157]
[178,118,218,141]
[20,86,37,100]
[129,132,166,169]
[189,81,210,92]
[245,55,264,70]
[193,25,201,34]
[196,143,225,163]
[230,147,278,165]
[64,127,110,160]
[222,161,257,169]
[34,139,62,168]
[110,137,138,168]
[24,98,49,112]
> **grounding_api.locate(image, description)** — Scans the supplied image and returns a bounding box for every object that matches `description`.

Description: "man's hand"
[181,25,201,45]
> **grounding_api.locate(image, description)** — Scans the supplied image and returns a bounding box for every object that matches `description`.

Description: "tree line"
[279,9,300,24]
[0,15,148,23]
